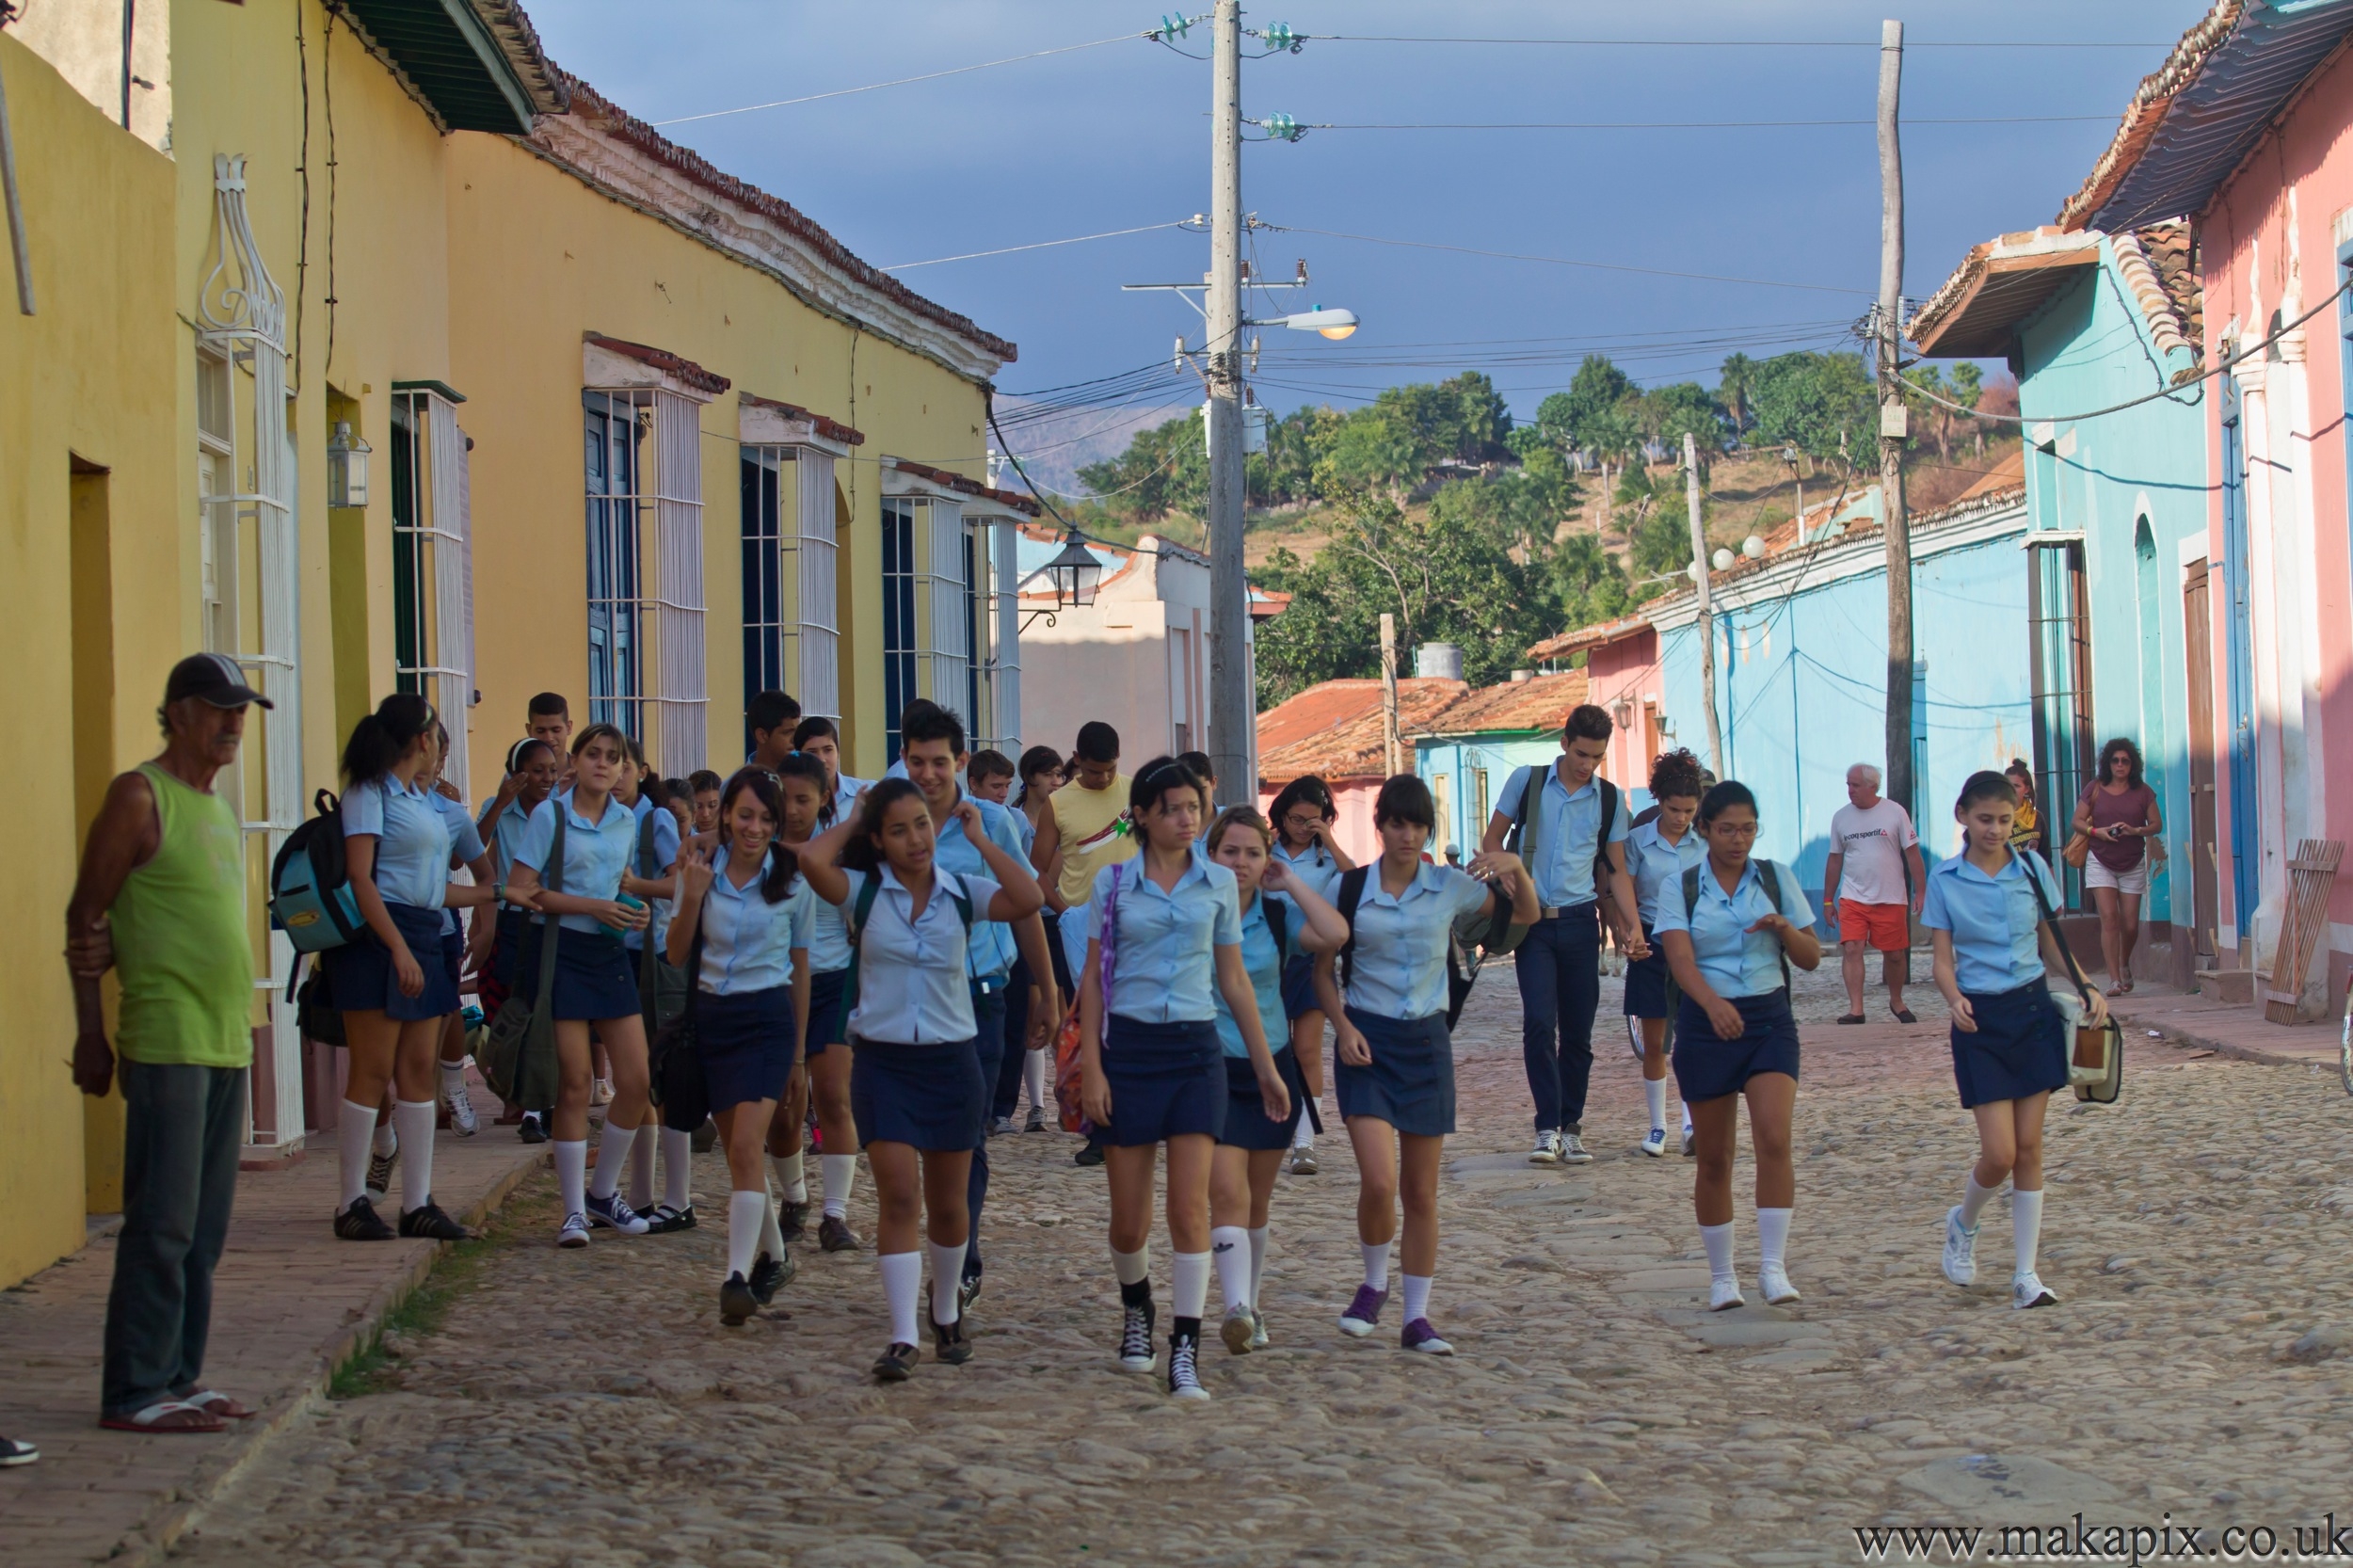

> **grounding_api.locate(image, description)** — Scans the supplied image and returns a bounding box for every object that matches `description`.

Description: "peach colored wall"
[1257,778,1384,866]
[1584,629,1663,792]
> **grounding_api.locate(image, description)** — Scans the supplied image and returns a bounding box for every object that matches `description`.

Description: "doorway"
[2183,559,2219,961]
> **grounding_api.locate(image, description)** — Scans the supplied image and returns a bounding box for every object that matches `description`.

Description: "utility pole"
[1685,431,1724,779]
[1204,0,1251,808]
[1380,612,1401,777]
[1877,18,1914,816]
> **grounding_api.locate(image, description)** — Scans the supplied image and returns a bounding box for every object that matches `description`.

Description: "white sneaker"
[1640,1127,1668,1158]
[443,1080,479,1137]
[1286,1145,1320,1176]
[2012,1272,2058,1310]
[1527,1131,1561,1167]
[1560,1132,1593,1164]
[1708,1276,1745,1311]
[991,1115,1016,1136]
[557,1211,590,1249]
[1221,1306,1256,1355]
[592,1078,615,1107]
[1941,1206,1978,1287]
[1681,1126,1696,1157]
[1247,1307,1269,1351]
[1759,1263,1800,1304]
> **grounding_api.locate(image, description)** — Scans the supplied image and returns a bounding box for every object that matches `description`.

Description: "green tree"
[1718,352,1758,432]
[1639,382,1728,467]
[1549,532,1634,629]
[1748,351,1875,477]
[1556,354,1636,451]
[1075,411,1208,520]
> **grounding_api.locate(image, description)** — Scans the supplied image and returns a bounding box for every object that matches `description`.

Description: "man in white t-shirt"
[1821,762,1927,1024]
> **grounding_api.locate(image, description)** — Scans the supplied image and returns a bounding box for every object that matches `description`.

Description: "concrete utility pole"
[1204,0,1252,808]
[1877,18,1915,815]
[1380,612,1401,777]
[1685,432,1724,779]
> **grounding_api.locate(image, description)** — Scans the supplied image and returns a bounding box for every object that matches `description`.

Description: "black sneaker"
[364,1139,398,1197]
[333,1195,395,1241]
[958,1271,982,1314]
[872,1342,919,1383]
[1074,1140,1105,1168]
[1167,1332,1209,1401]
[644,1203,696,1235]
[1118,1294,1157,1371]
[517,1112,549,1145]
[396,1200,473,1241]
[818,1214,861,1253]
[748,1250,796,1305]
[778,1199,811,1243]
[0,1435,38,1466]
[931,1313,973,1366]
[719,1272,760,1327]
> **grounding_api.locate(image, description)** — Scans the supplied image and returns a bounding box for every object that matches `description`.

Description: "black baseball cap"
[165,652,274,710]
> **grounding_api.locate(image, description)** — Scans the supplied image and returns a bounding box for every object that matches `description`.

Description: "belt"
[969,973,1010,998]
[1536,900,1601,920]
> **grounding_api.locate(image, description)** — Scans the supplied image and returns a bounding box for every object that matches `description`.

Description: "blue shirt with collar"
[1921,849,2060,995]
[1650,857,1815,1000]
[694,853,815,996]
[1340,862,1490,1019]
[932,790,1031,984]
[1089,855,1243,1024]
[341,776,453,912]
[481,795,534,884]
[513,788,640,934]
[623,796,681,953]
[1625,818,1706,928]
[840,866,1002,1044]
[428,792,487,936]
[1212,888,1295,1059]
[1271,840,1342,899]
[1494,760,1629,908]
[799,775,868,975]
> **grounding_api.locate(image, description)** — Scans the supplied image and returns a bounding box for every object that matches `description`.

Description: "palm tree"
[1719,353,1757,434]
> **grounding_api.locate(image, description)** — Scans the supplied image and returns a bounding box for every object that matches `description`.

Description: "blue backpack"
[269,789,366,953]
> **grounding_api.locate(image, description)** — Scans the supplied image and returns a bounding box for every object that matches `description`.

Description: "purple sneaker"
[1401,1317,1454,1355]
[1338,1285,1387,1337]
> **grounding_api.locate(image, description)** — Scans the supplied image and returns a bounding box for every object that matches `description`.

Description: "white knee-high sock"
[1756,1207,1792,1270]
[439,1059,468,1099]
[758,1177,787,1260]
[1642,1077,1668,1132]
[588,1121,635,1201]
[372,1115,399,1158]
[879,1251,923,1347]
[1701,1221,1736,1285]
[771,1151,808,1205]
[555,1140,588,1219]
[1210,1225,1252,1314]
[1172,1251,1211,1322]
[392,1099,438,1215]
[1292,1114,1315,1151]
[338,1101,378,1208]
[1960,1175,1999,1230]
[1247,1225,1271,1305]
[727,1190,765,1280]
[626,1119,657,1210]
[661,1128,694,1212]
[2011,1188,2044,1276]
[821,1153,856,1219]
[1112,1244,1152,1288]
[1401,1273,1433,1323]
[927,1240,967,1325]
[1681,1100,1694,1136]
[1023,1048,1047,1112]
[1360,1241,1390,1293]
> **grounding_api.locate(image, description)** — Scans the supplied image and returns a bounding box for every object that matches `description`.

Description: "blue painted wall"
[1416,735,1568,859]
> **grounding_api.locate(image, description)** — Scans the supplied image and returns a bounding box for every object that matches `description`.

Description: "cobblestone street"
[168,962,2353,1567]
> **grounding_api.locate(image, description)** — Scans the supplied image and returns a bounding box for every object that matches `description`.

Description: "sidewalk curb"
[2112,1009,2336,1069]
[109,1146,550,1568]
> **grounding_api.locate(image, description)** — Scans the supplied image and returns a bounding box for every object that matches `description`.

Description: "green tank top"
[110,762,255,1067]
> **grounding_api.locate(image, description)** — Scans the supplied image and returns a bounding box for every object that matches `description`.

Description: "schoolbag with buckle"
[269,788,366,956]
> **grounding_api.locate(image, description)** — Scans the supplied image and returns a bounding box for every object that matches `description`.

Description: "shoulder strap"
[1757,859,1792,995]
[636,810,661,878]
[841,873,885,1016]
[2020,851,2094,1005]
[1592,777,1619,887]
[1336,864,1370,993]
[1508,764,1541,856]
[1681,861,1703,920]
[1097,859,1128,1000]
[1262,892,1289,961]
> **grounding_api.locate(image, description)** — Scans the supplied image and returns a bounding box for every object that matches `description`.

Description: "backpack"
[269,789,365,955]
[1508,763,1620,910]
[842,870,974,1024]
[1673,858,1794,1000]
[1332,864,1478,1029]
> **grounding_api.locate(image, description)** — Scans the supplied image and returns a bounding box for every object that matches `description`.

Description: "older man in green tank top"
[65,654,268,1433]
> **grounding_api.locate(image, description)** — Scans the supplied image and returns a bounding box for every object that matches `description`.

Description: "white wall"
[1021,534,1217,762]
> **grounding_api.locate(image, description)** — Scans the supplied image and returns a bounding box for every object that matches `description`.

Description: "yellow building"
[0,0,1033,1288]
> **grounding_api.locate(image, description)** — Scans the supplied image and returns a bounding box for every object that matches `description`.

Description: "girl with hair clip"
[1313,776,1535,1355]
[501,723,680,1249]
[1201,807,1349,1355]
[326,696,499,1243]
[792,777,1044,1381]
[1926,770,2107,1311]
[1623,748,1709,1159]
[1652,780,1822,1311]
[1080,758,1290,1400]
[666,767,815,1326]
[1267,775,1355,1176]
[782,717,864,1248]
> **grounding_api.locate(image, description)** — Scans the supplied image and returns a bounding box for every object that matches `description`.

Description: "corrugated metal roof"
[2062,0,2353,232]
[341,0,566,136]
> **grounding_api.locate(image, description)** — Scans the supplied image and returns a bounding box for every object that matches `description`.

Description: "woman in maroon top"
[2070,739,2162,997]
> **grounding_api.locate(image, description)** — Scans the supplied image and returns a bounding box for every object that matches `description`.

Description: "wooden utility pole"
[1380,612,1402,776]
[1685,432,1724,779]
[1877,18,1914,815]
[1204,0,1250,807]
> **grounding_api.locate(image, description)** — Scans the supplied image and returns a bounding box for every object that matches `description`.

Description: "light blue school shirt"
[1625,819,1706,928]
[481,796,535,885]
[933,790,1030,984]
[1089,856,1243,1024]
[1272,840,1343,899]
[799,775,867,974]
[838,867,1001,1045]
[1650,857,1815,1000]
[695,853,816,996]
[1340,863,1490,1019]
[1494,761,1629,909]
[341,776,453,912]
[429,792,487,936]
[623,796,681,953]
[513,789,640,934]
[1213,889,1294,1059]
[1921,850,2060,995]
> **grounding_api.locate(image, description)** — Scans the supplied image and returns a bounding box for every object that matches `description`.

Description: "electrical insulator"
[1264,23,1303,52]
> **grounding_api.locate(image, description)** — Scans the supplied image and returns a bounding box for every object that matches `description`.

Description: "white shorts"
[2083,856,2149,897]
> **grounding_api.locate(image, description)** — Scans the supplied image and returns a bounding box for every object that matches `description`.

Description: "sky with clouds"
[532,1,2215,437]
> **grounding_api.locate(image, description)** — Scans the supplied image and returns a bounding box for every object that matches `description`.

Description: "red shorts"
[1837,900,1911,952]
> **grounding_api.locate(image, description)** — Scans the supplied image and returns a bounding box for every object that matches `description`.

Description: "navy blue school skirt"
[805,968,850,1055]
[1673,990,1801,1102]
[696,985,795,1113]
[1624,922,1674,1020]
[516,926,641,1022]
[1100,1016,1225,1146]
[1220,1046,1311,1150]
[1280,952,1324,1021]
[1951,981,2069,1109]
[852,1038,985,1151]
[489,906,527,988]
[327,902,459,1022]
[440,925,466,990]
[1335,1008,1455,1137]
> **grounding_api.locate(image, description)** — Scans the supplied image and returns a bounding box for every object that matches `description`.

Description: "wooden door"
[2183,559,2219,958]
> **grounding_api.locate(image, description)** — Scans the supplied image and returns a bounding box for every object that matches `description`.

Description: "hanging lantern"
[327,420,373,509]
[1044,533,1102,609]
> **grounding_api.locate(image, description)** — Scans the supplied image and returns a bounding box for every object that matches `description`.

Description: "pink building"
[1254,678,1469,863]
[1529,614,1662,797]
[2058,0,2353,1011]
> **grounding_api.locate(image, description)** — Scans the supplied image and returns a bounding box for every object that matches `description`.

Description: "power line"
[649,31,1144,127]
[1295,116,2114,131]
[1301,35,2177,49]
[883,220,1192,272]
[1260,222,1873,296]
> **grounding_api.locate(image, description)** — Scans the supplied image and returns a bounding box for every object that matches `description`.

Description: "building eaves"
[1527,614,1652,664]
[738,390,864,447]
[1907,228,2103,359]
[2108,227,2200,358]
[334,0,567,136]
[886,456,1041,515]
[584,333,730,395]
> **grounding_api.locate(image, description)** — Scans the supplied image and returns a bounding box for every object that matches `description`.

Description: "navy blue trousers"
[1513,905,1602,1132]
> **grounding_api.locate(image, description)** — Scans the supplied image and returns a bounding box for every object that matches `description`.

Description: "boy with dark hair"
[686,769,724,836]
[747,690,801,771]
[526,692,571,753]
[967,749,1016,805]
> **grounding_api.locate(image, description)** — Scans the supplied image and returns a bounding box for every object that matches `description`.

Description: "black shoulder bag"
[479,810,564,1111]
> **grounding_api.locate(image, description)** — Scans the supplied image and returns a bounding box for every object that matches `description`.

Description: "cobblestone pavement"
[173,959,2353,1567]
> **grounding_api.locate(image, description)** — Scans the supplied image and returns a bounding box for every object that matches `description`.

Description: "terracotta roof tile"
[584,333,730,395]
[738,390,863,447]
[1528,614,1651,664]
[888,457,1041,515]
[1420,672,1589,737]
[1256,679,1468,786]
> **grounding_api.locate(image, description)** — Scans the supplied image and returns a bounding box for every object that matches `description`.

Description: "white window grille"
[1170,625,1193,753]
[925,497,971,721]
[882,470,1004,760]
[583,384,709,776]
[195,154,303,1151]
[390,384,474,788]
[990,515,1021,752]
[740,440,842,733]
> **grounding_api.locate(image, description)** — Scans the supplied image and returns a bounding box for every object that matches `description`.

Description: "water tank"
[1510,668,1535,684]
[1416,643,1464,680]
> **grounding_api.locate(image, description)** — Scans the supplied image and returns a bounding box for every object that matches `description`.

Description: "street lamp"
[1043,532,1102,610]
[327,419,372,509]
[1257,305,1358,340]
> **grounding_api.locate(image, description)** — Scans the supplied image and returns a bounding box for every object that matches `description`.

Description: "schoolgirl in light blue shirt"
[514,786,644,935]
[1625,815,1708,929]
[343,774,454,912]
[1649,854,1817,1000]
[1088,853,1244,1023]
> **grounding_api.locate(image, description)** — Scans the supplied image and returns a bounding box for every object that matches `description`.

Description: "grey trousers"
[101,1061,246,1417]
